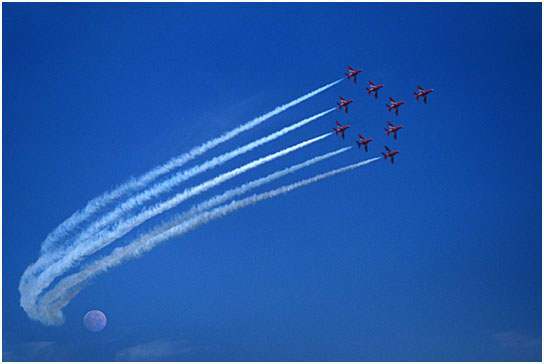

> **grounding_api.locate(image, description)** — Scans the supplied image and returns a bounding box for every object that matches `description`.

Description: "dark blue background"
[3,3,541,361]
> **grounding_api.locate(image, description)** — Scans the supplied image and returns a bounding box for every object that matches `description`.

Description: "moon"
[83,310,107,332]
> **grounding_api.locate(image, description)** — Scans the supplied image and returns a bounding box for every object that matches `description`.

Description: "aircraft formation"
[335,65,435,164]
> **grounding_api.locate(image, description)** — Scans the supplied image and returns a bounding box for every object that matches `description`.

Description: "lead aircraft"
[345,65,362,84]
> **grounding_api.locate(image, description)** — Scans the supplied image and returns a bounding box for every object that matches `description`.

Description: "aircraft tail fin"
[366,88,370,96]
[385,128,390,136]
[333,128,338,136]
[356,141,362,148]
[414,92,419,101]
[382,152,387,160]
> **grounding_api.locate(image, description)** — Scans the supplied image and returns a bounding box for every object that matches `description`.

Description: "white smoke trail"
[21,133,332,321]
[40,79,343,255]
[123,146,354,242]
[95,146,354,259]
[33,156,380,325]
[19,108,334,311]
[31,146,352,324]
[161,146,353,229]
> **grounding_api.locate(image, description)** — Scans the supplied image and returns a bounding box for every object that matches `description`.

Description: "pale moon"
[83,310,107,332]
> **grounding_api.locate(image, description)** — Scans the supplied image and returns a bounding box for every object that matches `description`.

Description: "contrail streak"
[32,156,380,325]
[124,146,353,242]
[19,108,334,313]
[160,146,353,230]
[21,133,332,321]
[39,78,343,256]
[31,146,352,323]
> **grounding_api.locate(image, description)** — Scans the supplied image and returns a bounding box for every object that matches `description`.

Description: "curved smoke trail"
[159,146,353,230]
[21,133,332,321]
[39,78,343,256]
[32,156,380,325]
[19,108,334,314]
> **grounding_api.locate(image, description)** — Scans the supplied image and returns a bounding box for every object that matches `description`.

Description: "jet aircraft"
[366,80,384,99]
[382,146,400,164]
[385,121,403,140]
[333,121,350,139]
[345,65,362,84]
[337,96,354,114]
[386,97,405,116]
[356,134,373,152]
[414,85,434,104]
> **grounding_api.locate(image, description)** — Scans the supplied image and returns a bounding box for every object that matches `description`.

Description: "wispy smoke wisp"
[39,79,343,256]
[20,133,333,322]
[33,156,379,325]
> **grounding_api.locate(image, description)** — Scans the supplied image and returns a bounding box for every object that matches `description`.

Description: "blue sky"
[3,2,541,361]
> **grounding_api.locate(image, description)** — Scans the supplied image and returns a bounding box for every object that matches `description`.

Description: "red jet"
[382,146,400,164]
[386,97,405,116]
[414,85,434,104]
[333,121,350,139]
[366,80,384,99]
[385,121,403,140]
[345,65,362,84]
[337,96,354,114]
[356,134,373,152]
